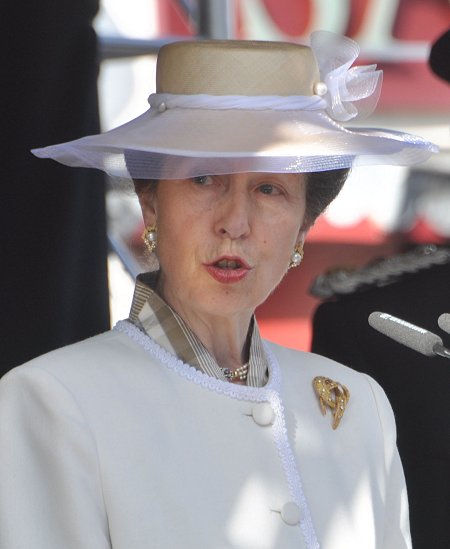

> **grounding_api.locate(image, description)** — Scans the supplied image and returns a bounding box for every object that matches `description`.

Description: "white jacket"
[0,322,411,549]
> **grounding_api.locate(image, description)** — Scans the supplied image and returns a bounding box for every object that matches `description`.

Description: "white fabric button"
[281,502,301,525]
[251,402,275,426]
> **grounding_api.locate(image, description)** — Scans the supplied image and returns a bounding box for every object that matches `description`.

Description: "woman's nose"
[214,184,251,239]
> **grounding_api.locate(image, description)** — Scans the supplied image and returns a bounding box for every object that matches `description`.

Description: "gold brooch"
[313,376,350,430]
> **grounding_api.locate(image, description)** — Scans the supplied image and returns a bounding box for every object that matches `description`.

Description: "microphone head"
[438,313,450,335]
[368,312,443,356]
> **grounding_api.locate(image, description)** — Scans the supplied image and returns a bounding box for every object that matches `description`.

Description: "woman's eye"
[192,175,213,186]
[258,183,280,195]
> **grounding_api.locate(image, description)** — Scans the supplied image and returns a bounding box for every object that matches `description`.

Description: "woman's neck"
[183,308,252,370]
[156,273,254,370]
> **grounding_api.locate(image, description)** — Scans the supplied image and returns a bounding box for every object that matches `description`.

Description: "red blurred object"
[156,0,450,110]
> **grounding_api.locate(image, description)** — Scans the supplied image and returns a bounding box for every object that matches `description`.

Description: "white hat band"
[148,93,328,113]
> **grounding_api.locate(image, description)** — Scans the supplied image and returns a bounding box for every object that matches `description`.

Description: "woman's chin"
[198,285,267,319]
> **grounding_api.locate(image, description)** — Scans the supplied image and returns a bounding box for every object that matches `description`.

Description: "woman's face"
[139,172,307,323]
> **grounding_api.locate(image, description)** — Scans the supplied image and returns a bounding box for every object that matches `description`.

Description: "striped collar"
[128,272,269,387]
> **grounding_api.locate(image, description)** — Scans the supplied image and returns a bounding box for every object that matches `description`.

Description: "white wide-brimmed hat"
[32,31,438,180]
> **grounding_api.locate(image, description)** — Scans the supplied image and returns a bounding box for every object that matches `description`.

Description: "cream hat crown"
[32,31,438,180]
[156,40,319,96]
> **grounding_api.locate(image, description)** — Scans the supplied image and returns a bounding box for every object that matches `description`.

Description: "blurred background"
[2,0,449,369]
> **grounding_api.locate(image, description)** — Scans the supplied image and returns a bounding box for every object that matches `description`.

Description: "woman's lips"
[204,256,251,284]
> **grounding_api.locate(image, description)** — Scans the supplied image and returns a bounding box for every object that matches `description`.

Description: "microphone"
[438,313,450,335]
[368,312,450,359]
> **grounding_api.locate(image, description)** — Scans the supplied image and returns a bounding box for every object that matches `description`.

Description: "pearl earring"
[142,225,157,253]
[289,244,304,269]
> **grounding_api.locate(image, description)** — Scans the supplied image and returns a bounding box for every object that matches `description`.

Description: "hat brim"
[32,107,438,180]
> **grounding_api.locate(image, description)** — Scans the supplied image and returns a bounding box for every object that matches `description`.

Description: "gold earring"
[289,244,304,269]
[142,225,157,253]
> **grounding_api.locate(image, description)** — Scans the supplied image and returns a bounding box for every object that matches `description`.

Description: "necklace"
[221,363,249,382]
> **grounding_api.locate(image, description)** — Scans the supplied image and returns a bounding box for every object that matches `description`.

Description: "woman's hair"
[133,179,158,196]
[303,168,350,228]
[133,168,350,228]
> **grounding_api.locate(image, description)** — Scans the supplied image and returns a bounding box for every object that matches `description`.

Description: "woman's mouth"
[205,257,251,283]
[215,258,243,269]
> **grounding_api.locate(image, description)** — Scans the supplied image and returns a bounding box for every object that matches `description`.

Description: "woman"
[0,32,437,548]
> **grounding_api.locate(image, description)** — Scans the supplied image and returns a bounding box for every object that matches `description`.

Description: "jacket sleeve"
[0,365,111,549]
[364,374,412,549]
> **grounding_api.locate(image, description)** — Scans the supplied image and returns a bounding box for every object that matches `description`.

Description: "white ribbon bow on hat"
[311,31,383,122]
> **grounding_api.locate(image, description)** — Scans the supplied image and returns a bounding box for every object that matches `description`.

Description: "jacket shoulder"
[3,329,139,381]
[266,339,364,382]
